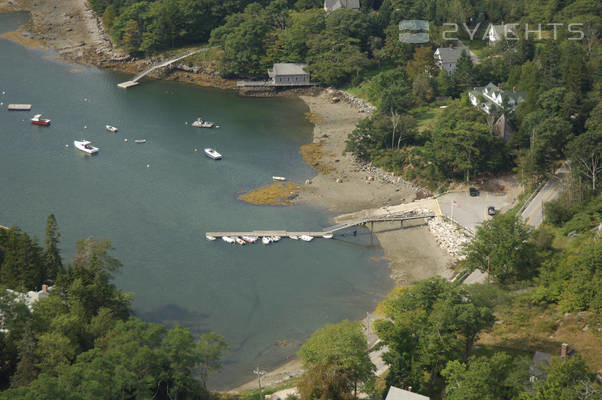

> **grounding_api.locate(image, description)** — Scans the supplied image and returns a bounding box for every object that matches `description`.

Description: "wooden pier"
[117,48,208,89]
[8,104,32,111]
[206,213,435,239]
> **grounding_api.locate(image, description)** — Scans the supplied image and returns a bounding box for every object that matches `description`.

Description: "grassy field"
[411,105,446,133]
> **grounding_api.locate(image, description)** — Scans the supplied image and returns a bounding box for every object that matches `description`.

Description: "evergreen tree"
[43,214,62,283]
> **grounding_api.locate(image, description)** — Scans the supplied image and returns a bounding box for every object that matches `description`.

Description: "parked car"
[487,206,497,216]
[469,187,479,197]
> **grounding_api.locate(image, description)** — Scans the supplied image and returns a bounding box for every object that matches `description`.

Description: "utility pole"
[254,367,266,400]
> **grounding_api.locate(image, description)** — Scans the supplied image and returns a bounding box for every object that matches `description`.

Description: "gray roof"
[435,47,464,64]
[324,0,360,11]
[385,386,430,400]
[271,63,308,76]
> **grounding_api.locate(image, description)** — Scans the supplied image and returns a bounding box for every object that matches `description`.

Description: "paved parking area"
[437,190,514,232]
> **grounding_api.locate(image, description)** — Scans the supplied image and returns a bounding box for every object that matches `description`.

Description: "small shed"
[268,63,311,86]
[385,386,430,400]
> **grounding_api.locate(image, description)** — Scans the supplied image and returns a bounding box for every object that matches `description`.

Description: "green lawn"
[411,105,446,133]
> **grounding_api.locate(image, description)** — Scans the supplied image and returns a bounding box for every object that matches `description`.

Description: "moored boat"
[134,139,147,143]
[31,114,51,126]
[204,148,222,160]
[322,233,333,239]
[300,235,313,242]
[272,176,286,181]
[222,236,235,244]
[242,236,257,243]
[262,237,271,245]
[288,235,299,240]
[235,237,246,245]
[106,125,118,133]
[205,234,216,241]
[73,140,99,155]
[270,235,281,242]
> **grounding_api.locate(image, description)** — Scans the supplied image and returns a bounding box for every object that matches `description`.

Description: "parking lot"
[436,189,514,232]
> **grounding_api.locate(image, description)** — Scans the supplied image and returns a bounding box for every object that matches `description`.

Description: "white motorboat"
[235,237,246,245]
[106,125,118,133]
[300,235,313,242]
[322,233,333,239]
[288,235,299,240]
[205,234,216,241]
[222,236,235,244]
[192,118,215,128]
[262,237,271,245]
[272,176,286,181]
[242,236,257,243]
[73,140,99,155]
[270,235,281,242]
[204,148,222,160]
[134,139,147,143]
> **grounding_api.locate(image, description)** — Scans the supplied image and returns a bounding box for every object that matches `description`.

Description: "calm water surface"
[0,12,393,388]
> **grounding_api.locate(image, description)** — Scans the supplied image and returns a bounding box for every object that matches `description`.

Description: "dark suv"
[487,206,497,216]
[469,187,479,197]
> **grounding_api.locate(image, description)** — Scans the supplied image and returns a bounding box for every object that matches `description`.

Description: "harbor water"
[0,12,393,388]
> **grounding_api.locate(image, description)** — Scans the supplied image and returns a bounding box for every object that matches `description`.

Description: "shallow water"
[0,12,393,388]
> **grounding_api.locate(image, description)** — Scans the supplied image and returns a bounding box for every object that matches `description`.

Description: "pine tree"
[43,214,62,284]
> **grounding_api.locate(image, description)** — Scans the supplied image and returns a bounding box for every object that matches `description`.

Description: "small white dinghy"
[106,125,118,133]
[235,237,246,245]
[300,235,313,242]
[322,233,333,239]
[134,139,146,144]
[222,236,235,244]
[270,235,281,242]
[288,235,299,240]
[242,236,257,243]
[73,140,99,155]
[204,148,222,160]
[272,176,286,181]
[205,234,216,241]
[262,237,271,245]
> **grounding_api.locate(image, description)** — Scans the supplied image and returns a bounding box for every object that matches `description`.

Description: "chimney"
[561,343,568,358]
[42,284,48,293]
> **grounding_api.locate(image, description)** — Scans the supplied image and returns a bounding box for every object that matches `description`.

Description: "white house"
[434,47,464,75]
[385,386,430,400]
[469,83,526,114]
[324,0,360,12]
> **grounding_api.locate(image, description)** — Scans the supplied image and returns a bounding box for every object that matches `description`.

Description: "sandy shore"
[296,92,420,213]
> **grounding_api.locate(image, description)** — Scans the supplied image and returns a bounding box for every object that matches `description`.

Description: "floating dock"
[206,213,435,240]
[8,104,32,111]
[117,81,139,89]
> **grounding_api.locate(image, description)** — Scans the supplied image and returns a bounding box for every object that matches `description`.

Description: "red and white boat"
[31,114,51,126]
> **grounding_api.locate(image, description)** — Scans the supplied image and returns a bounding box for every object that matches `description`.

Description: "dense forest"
[0,216,228,399]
